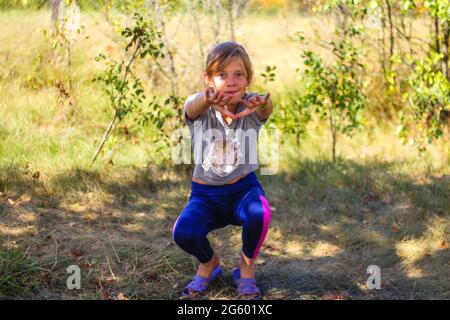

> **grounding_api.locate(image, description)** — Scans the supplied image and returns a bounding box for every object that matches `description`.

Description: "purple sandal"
[232,268,262,300]
[181,265,222,299]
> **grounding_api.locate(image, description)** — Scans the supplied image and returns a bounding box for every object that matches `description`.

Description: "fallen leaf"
[255,258,266,266]
[82,213,96,222]
[69,248,82,258]
[441,241,448,248]
[391,225,400,232]
[20,194,31,202]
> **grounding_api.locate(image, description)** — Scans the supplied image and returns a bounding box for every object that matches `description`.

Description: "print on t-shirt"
[202,136,243,177]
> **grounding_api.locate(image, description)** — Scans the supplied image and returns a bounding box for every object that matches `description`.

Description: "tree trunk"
[384,0,395,61]
[434,15,441,55]
[400,12,414,56]
[379,3,387,81]
[335,2,349,39]
[188,0,205,71]
[51,0,63,31]
[227,0,236,41]
[92,111,117,164]
[213,0,221,44]
[331,128,337,163]
[151,0,179,97]
[443,21,449,80]
[328,110,337,163]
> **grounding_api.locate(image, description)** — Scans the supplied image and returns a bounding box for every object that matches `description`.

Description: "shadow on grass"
[0,159,448,299]
[0,163,193,299]
[0,163,192,217]
[203,159,449,299]
[250,159,449,299]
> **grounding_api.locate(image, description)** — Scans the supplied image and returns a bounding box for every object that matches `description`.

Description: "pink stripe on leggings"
[253,195,271,259]
[172,216,181,237]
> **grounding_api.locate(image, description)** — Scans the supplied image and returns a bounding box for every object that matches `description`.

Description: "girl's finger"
[213,89,220,100]
[247,98,260,109]
[204,87,212,101]
[264,92,271,103]
[207,89,217,102]
[214,105,236,119]
[218,94,230,105]
[224,95,233,104]
[238,98,254,109]
[215,92,224,104]
[234,107,256,119]
[218,96,231,107]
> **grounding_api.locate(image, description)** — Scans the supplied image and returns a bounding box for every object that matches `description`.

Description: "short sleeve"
[184,93,206,126]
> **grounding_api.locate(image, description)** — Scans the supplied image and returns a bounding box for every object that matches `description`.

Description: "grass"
[0,9,449,300]
[0,249,40,298]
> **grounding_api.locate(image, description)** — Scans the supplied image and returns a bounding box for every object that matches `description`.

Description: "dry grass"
[1,130,448,299]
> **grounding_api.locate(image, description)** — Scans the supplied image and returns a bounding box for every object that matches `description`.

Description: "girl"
[172,41,273,300]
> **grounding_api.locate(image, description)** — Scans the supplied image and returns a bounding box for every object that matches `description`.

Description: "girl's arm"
[186,92,209,121]
[236,93,272,121]
[256,96,273,121]
[186,88,234,121]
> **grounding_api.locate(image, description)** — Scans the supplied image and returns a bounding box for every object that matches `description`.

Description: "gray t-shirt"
[184,92,268,185]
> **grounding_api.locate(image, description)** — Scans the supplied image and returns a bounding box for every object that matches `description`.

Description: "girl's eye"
[218,73,226,78]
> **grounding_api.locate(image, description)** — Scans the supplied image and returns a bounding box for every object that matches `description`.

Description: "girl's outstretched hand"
[235,93,271,119]
[204,87,236,119]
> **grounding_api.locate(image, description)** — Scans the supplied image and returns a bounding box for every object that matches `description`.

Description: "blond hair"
[204,41,253,84]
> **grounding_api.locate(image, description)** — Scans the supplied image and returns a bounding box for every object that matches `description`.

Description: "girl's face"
[205,57,249,106]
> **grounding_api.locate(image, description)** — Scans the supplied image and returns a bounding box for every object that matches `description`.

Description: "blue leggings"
[173,172,271,263]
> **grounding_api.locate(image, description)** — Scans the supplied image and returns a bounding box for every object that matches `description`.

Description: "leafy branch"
[91,12,164,164]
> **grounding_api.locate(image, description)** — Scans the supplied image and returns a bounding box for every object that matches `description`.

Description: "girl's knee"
[243,196,271,225]
[173,221,201,247]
